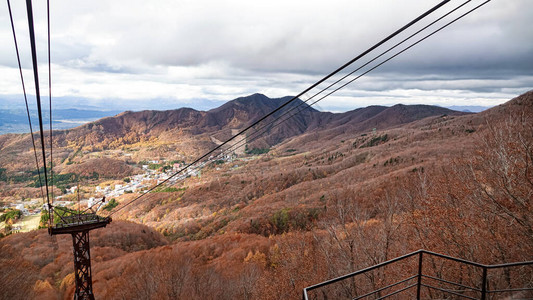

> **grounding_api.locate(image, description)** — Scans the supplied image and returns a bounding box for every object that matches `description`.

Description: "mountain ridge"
[0,93,469,177]
[61,94,468,147]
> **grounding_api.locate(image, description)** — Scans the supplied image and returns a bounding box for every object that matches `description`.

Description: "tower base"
[72,230,95,300]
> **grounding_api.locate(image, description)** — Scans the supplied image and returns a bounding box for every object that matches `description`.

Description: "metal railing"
[54,213,106,228]
[303,249,533,300]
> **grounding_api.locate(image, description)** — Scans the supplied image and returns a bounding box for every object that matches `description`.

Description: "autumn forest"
[0,91,532,299]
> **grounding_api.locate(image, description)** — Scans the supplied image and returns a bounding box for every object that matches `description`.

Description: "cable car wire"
[112,0,492,217]
[153,0,490,190]
[108,0,451,217]
[216,0,476,160]
[47,0,54,208]
[7,0,45,203]
[25,0,51,209]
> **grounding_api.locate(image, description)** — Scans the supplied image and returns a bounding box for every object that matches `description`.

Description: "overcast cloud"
[1,0,532,112]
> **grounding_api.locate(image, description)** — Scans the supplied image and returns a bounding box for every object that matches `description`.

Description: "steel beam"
[71,230,95,300]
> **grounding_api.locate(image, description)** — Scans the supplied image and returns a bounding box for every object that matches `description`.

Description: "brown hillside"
[62,157,139,178]
[0,91,532,299]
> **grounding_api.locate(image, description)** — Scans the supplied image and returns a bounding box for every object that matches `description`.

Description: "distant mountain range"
[0,95,488,135]
[0,93,469,174]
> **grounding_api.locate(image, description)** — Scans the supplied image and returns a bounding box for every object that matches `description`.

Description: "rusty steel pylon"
[50,209,111,300]
[71,230,94,299]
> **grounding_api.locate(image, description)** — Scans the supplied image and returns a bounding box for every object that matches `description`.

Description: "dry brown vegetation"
[62,157,138,178]
[0,91,532,299]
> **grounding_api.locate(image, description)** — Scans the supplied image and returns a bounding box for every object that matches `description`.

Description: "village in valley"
[0,152,243,236]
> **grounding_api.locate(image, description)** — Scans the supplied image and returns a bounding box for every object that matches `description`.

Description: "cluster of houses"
[5,155,239,215]
[1,200,42,216]
[90,160,207,206]
[1,157,238,234]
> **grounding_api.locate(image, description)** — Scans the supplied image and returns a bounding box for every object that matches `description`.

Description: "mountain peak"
[234,93,269,102]
[209,93,317,114]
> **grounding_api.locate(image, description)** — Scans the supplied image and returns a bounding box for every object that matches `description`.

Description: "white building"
[15,203,29,215]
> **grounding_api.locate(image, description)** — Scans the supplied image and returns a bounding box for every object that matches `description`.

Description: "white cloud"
[0,0,532,112]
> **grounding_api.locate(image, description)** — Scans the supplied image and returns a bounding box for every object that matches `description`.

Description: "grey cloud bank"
[0,0,531,113]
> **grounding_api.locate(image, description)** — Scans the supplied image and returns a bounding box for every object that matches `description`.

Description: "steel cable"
[108,0,451,216]
[7,0,45,203]
[25,0,51,208]
[107,0,492,217]
[152,0,490,191]
[47,0,54,211]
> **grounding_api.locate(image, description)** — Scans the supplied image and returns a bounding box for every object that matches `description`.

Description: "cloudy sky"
[1,0,532,112]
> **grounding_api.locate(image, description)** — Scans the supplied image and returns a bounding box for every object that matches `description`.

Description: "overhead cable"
[150,0,490,188]
[132,0,493,210]
[7,0,45,202]
[108,0,451,216]
[218,0,477,157]
[47,0,54,208]
[25,0,51,208]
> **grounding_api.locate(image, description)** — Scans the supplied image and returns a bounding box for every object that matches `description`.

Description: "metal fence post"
[417,251,423,300]
[481,267,487,300]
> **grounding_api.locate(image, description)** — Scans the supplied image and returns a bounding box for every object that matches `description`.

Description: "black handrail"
[422,274,482,292]
[419,249,487,268]
[420,283,479,300]
[303,249,533,300]
[303,251,420,294]
[353,275,417,300]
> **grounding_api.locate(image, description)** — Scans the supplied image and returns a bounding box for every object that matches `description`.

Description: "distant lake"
[0,108,122,135]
